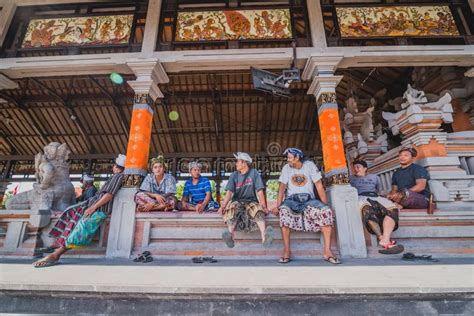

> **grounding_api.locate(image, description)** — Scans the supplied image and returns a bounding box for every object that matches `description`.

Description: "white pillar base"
[106,188,138,259]
[327,184,367,258]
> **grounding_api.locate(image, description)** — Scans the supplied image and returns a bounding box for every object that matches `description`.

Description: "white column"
[306,59,367,258]
[141,0,162,54]
[0,3,16,47]
[106,59,168,259]
[306,0,327,49]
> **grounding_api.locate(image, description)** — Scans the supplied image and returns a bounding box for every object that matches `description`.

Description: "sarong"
[222,201,265,233]
[135,192,178,212]
[279,199,334,232]
[49,201,88,247]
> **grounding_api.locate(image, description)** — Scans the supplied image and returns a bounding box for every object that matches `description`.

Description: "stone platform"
[0,257,473,314]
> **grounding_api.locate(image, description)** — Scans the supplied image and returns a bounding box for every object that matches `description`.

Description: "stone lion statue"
[6,142,76,213]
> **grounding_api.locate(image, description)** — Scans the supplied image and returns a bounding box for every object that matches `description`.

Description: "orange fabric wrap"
[318,108,347,174]
[124,108,153,170]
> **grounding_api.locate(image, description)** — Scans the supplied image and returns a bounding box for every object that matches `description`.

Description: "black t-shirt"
[392,163,430,197]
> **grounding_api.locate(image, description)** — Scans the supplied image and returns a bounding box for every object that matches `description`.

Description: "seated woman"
[180,161,219,213]
[33,154,126,268]
[349,160,404,255]
[134,155,178,212]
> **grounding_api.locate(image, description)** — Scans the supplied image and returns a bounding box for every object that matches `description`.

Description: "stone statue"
[6,142,76,213]
[360,105,375,142]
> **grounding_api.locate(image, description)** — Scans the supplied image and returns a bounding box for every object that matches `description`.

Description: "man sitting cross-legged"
[180,161,219,213]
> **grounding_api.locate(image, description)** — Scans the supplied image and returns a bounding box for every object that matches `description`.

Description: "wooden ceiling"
[0,67,411,158]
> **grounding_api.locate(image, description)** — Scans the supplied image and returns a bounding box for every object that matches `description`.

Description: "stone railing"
[0,209,109,258]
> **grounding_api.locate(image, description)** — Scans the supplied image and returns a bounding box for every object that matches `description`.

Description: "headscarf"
[149,155,167,171]
[283,147,304,160]
[188,161,202,171]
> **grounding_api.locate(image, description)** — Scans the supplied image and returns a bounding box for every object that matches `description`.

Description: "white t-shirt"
[278,161,322,199]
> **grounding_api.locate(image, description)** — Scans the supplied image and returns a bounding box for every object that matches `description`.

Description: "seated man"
[135,155,178,212]
[180,161,219,213]
[77,174,97,202]
[349,160,404,255]
[387,148,434,212]
[272,148,340,264]
[218,152,273,248]
[33,154,126,268]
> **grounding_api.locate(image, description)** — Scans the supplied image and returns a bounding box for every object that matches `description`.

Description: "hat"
[352,160,368,168]
[115,154,126,167]
[81,174,94,182]
[233,152,252,163]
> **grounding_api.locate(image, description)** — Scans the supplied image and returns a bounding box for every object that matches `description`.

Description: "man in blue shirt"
[387,148,434,212]
[180,161,219,213]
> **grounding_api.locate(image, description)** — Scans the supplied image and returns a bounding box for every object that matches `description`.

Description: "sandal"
[379,243,404,255]
[222,231,235,248]
[36,247,56,254]
[33,258,60,268]
[324,256,342,265]
[278,257,292,264]
[133,251,153,263]
[192,256,218,264]
[402,252,439,262]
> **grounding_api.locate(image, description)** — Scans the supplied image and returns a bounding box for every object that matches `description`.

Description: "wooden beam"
[88,76,130,136]
[30,77,96,153]
[160,96,180,153]
[0,87,50,146]
[208,74,225,152]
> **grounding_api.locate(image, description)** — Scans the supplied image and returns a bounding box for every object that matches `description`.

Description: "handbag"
[65,210,107,248]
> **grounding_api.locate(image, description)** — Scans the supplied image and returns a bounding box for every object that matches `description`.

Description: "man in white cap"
[218,152,273,248]
[33,154,126,268]
[78,174,97,202]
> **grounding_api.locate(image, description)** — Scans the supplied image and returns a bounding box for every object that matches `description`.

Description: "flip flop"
[202,256,218,263]
[192,257,204,263]
[33,259,60,268]
[222,231,235,248]
[133,251,153,263]
[263,226,274,248]
[379,244,404,255]
[402,252,439,262]
[37,247,56,254]
[278,257,292,264]
[324,256,342,265]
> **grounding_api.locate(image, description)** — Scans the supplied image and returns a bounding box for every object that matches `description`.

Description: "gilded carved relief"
[336,6,459,37]
[175,9,292,41]
[21,15,133,48]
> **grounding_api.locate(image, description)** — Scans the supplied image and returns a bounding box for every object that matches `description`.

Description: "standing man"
[272,148,340,264]
[387,148,434,212]
[218,152,273,248]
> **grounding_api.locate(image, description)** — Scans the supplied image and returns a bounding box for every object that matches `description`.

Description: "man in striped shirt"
[180,161,219,213]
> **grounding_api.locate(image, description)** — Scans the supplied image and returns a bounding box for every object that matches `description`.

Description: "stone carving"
[6,142,76,213]
[360,105,375,142]
[341,89,389,163]
[383,84,453,135]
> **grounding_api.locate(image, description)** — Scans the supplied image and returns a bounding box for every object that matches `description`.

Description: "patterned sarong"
[222,201,265,233]
[49,201,88,247]
[278,203,334,232]
[135,192,178,212]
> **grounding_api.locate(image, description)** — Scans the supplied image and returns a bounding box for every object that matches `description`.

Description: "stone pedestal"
[106,188,138,259]
[327,185,367,258]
